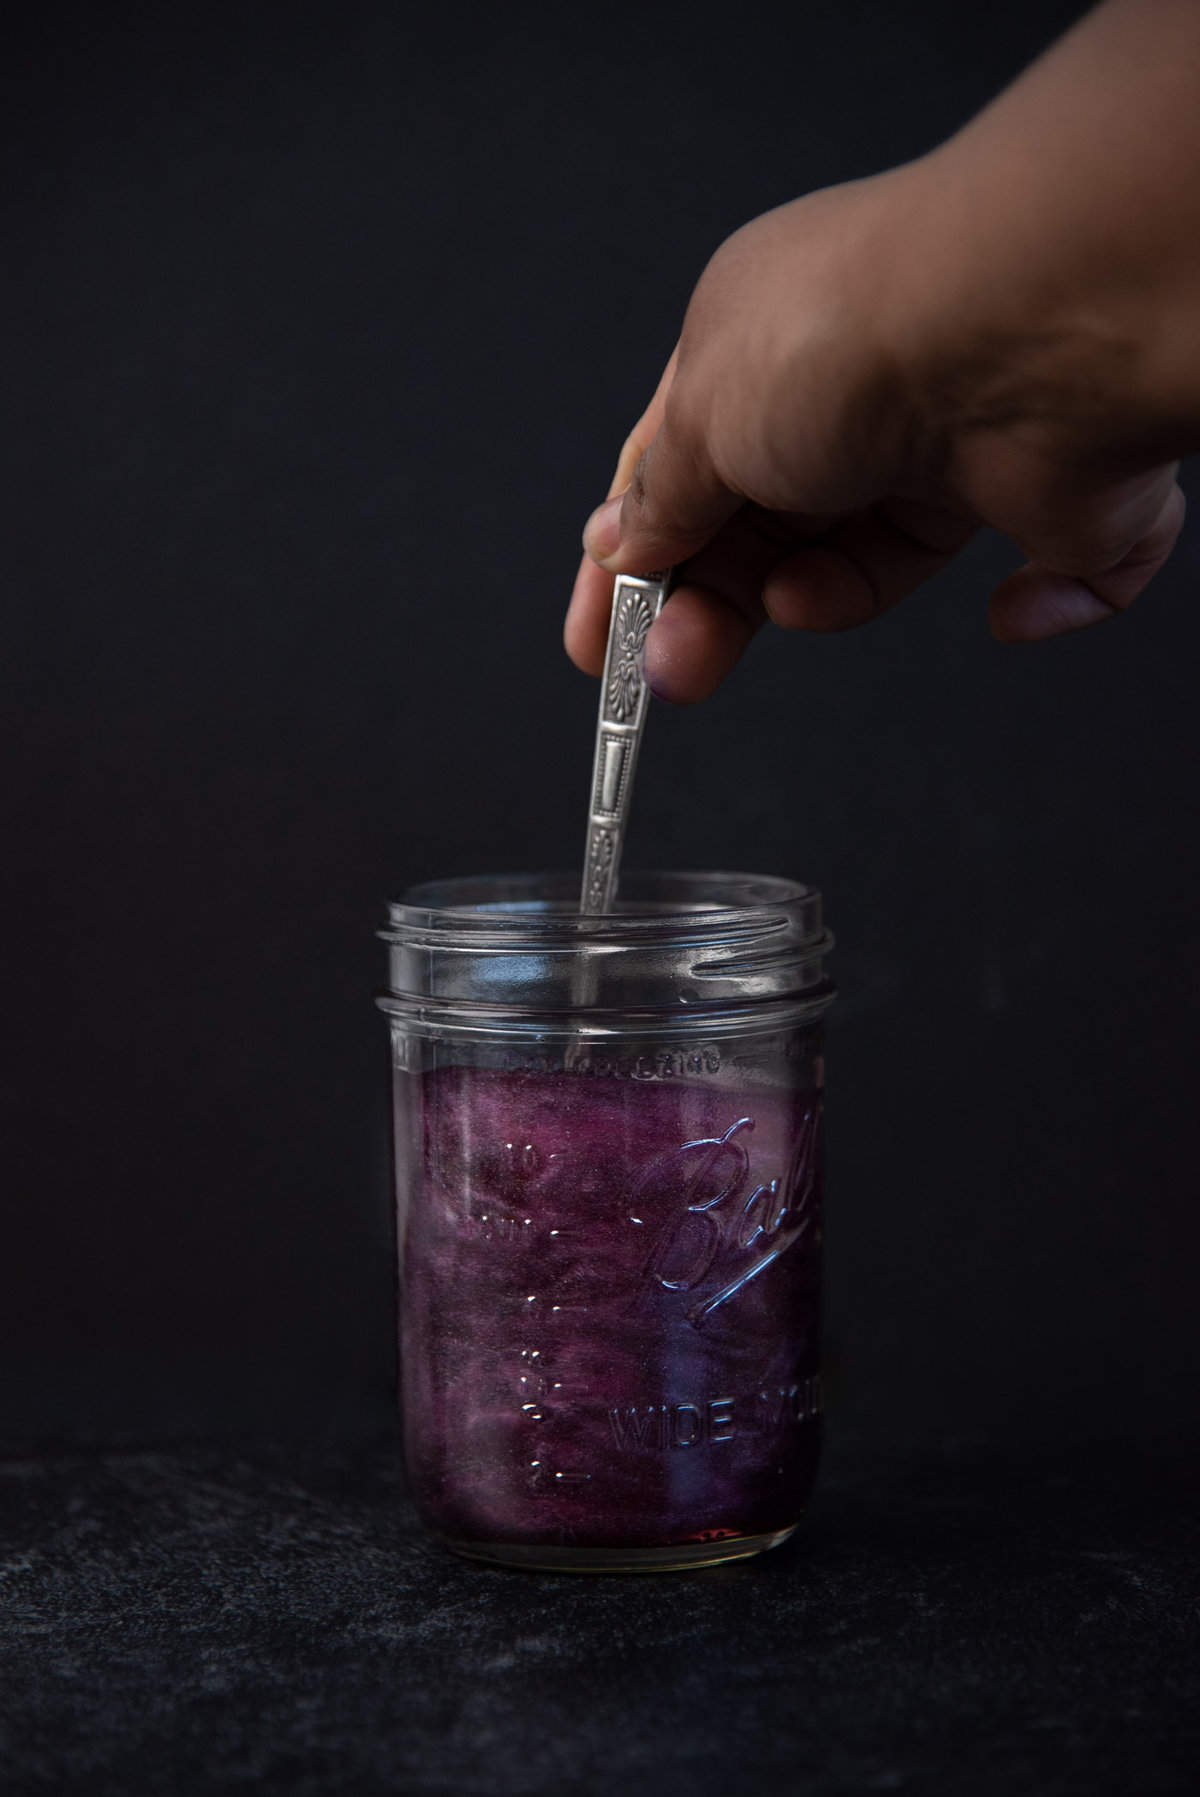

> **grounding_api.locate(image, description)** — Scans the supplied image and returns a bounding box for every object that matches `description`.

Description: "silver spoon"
[580,569,673,913]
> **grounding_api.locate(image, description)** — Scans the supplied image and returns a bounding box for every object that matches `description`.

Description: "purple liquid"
[397,1064,823,1552]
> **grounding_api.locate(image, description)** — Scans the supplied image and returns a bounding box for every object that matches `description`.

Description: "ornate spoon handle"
[580,569,672,914]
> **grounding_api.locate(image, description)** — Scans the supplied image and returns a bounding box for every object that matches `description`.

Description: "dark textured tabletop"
[2,1427,1197,1796]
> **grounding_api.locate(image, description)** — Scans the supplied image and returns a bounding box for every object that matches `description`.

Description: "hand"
[566,2,1197,704]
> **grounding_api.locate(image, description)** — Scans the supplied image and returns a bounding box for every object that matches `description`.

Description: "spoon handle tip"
[580,568,672,915]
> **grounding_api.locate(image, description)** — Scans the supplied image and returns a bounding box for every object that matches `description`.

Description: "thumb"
[582,358,742,575]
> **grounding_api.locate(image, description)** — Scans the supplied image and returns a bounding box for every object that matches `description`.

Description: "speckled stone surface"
[1,1430,1197,1795]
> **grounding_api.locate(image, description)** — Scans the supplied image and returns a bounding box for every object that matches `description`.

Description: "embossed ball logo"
[629,1106,822,1327]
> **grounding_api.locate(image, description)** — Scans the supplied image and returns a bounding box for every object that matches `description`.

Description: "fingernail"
[643,632,679,704]
[583,495,623,562]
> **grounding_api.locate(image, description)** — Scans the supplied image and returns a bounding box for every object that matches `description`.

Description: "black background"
[3,0,1197,1458]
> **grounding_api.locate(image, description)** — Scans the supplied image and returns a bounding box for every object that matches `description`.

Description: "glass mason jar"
[378,871,834,1572]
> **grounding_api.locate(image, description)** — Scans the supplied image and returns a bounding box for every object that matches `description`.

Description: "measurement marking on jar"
[527,1462,592,1489]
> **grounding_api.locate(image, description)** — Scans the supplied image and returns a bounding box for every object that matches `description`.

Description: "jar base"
[440,1524,799,1574]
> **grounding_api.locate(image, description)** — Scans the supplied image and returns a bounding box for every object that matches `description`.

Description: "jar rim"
[380,871,833,1028]
[386,869,821,945]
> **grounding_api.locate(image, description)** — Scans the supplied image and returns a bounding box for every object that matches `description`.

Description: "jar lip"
[386,870,822,943]
[382,871,833,1016]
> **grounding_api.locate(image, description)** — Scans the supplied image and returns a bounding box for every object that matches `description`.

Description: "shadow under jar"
[378,872,835,1572]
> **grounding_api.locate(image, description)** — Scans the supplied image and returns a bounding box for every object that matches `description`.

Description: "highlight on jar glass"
[378,871,835,1572]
